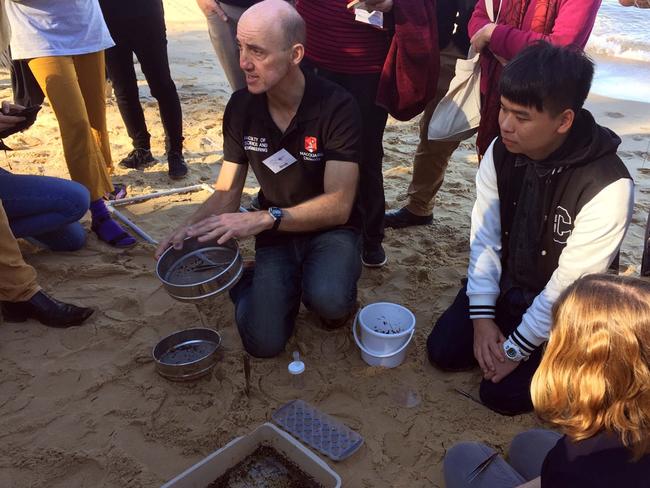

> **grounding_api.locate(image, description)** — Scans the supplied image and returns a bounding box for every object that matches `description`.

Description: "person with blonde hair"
[443,273,650,487]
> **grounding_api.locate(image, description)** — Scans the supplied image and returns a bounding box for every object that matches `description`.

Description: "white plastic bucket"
[359,302,416,354]
[352,303,416,368]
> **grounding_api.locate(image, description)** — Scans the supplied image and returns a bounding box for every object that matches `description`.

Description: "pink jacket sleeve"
[489,0,601,61]
[468,0,493,39]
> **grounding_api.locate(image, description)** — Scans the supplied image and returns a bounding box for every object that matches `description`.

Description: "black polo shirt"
[222,70,362,246]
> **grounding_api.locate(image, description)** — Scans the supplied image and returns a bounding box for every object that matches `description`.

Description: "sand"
[1,2,649,487]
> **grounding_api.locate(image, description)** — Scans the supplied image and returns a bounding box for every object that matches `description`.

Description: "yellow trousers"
[29,51,114,201]
[0,201,40,302]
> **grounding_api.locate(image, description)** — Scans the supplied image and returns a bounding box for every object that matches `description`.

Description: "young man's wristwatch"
[502,338,528,362]
[268,207,283,231]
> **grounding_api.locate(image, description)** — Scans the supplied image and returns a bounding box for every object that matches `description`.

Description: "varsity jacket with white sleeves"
[467,109,634,357]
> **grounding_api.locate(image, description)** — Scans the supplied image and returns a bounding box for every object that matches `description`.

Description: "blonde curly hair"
[531,273,650,460]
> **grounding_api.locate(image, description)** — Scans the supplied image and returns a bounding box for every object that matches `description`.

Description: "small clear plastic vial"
[288,351,305,390]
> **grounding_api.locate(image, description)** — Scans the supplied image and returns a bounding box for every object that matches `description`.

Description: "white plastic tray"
[160,422,341,488]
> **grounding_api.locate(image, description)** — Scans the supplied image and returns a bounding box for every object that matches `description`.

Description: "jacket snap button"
[541,250,547,256]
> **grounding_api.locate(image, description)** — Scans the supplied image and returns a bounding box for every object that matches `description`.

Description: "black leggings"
[104,6,183,153]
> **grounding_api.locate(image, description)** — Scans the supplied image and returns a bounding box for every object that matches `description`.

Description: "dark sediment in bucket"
[371,315,403,334]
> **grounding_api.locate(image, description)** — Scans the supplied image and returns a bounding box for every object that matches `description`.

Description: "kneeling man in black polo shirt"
[156,0,362,358]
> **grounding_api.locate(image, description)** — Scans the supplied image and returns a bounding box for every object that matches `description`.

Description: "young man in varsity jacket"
[427,42,634,416]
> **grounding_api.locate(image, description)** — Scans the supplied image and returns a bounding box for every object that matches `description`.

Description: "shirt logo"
[553,205,573,244]
[304,136,318,153]
[243,135,268,153]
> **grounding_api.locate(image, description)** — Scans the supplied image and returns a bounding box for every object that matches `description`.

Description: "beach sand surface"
[1,2,648,487]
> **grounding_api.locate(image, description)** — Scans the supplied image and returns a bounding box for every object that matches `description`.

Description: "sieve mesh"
[164,247,237,285]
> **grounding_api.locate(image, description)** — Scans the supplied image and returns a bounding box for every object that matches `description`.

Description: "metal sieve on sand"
[156,237,243,302]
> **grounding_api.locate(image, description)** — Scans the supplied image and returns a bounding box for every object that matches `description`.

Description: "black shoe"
[362,243,387,268]
[168,151,188,180]
[384,207,433,229]
[1,291,94,328]
[118,148,156,170]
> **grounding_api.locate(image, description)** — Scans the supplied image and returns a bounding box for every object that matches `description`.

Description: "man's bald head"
[240,0,306,48]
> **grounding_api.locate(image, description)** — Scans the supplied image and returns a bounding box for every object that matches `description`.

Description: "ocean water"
[590,0,650,63]
[589,0,650,103]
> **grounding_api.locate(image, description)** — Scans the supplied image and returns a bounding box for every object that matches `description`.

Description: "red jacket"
[468,0,600,154]
[469,0,600,94]
[376,0,439,121]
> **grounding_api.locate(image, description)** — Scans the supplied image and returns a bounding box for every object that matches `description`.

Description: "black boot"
[167,151,188,180]
[1,291,94,328]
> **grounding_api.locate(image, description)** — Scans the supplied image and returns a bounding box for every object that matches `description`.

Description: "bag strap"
[467,0,503,58]
[485,0,503,23]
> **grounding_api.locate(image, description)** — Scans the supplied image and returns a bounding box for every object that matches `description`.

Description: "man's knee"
[303,284,356,320]
[237,316,290,358]
[479,379,534,416]
[234,295,294,359]
[427,323,452,368]
[426,316,474,371]
[240,335,287,359]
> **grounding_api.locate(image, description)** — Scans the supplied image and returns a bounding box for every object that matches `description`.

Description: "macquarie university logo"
[553,206,573,244]
[304,136,318,153]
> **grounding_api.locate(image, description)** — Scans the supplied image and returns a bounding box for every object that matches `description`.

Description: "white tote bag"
[428,0,500,142]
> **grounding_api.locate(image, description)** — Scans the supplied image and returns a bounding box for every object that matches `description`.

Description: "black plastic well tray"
[272,399,363,461]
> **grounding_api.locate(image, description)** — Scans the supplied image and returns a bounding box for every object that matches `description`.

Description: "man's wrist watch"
[268,207,283,231]
[503,338,527,362]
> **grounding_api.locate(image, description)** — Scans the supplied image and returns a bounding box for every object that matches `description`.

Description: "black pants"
[303,63,387,248]
[427,284,543,416]
[11,59,45,108]
[104,7,183,153]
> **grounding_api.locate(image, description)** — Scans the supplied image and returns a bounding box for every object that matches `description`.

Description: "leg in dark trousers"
[229,243,303,358]
[427,284,542,415]
[337,72,388,252]
[302,63,388,255]
[104,4,183,153]
[105,41,151,150]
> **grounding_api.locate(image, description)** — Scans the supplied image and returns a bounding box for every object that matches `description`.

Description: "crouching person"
[156,0,362,358]
[426,42,634,415]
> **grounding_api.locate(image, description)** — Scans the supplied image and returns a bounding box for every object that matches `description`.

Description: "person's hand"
[0,101,26,131]
[470,23,497,52]
[363,0,394,13]
[488,357,520,383]
[186,211,274,244]
[473,318,506,375]
[154,223,192,260]
[196,0,227,20]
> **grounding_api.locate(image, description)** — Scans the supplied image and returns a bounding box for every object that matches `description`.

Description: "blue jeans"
[444,429,563,488]
[230,229,362,358]
[0,169,90,251]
